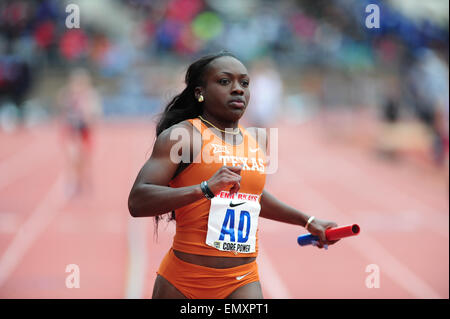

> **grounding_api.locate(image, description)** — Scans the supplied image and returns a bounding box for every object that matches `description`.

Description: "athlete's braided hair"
[153,50,237,236]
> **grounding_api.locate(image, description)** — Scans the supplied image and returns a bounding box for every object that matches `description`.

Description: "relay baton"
[297,224,360,246]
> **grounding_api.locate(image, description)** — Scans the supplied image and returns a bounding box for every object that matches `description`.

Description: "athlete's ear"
[194,87,203,100]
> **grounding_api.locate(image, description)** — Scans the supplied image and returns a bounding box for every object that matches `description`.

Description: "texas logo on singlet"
[205,190,260,253]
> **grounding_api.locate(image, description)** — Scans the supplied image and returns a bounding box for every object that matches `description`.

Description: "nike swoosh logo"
[229,201,245,207]
[236,271,252,281]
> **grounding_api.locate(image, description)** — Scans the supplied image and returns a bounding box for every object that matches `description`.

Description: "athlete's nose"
[231,81,244,95]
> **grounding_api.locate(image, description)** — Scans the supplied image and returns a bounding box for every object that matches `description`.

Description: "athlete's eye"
[219,78,230,85]
[241,80,249,87]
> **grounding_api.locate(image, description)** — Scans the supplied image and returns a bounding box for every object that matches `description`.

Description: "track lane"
[0,116,447,298]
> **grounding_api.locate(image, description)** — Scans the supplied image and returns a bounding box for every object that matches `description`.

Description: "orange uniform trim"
[157,249,260,299]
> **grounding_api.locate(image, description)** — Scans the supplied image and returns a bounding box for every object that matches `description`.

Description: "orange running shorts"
[156,248,260,299]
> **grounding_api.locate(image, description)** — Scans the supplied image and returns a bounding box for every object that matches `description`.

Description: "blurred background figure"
[245,57,283,128]
[406,48,449,166]
[0,54,32,132]
[375,80,403,160]
[57,68,102,197]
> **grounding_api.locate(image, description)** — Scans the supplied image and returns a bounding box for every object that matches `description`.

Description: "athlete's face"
[197,56,250,122]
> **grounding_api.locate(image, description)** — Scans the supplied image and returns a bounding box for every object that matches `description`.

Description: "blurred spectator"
[406,48,449,166]
[0,0,447,161]
[0,55,32,131]
[57,68,102,197]
[245,57,283,127]
[59,29,89,61]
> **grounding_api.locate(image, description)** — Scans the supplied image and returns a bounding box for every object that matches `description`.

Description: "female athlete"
[128,51,339,299]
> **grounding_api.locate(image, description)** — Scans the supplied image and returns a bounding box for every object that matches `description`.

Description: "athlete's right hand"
[207,165,242,195]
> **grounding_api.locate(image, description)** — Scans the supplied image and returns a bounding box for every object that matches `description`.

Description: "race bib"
[205,191,261,254]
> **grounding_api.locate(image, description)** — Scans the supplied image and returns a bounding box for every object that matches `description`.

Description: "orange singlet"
[156,118,267,298]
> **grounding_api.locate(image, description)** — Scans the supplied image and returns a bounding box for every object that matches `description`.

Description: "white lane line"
[124,217,149,299]
[258,245,292,299]
[124,134,150,299]
[296,178,443,299]
[0,172,67,288]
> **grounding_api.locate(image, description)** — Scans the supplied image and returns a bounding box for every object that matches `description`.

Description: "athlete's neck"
[199,113,239,132]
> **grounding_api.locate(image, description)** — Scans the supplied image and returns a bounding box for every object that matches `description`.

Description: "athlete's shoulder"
[157,120,196,139]
[154,119,201,155]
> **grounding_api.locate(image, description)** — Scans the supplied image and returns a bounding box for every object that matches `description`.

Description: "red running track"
[0,117,448,299]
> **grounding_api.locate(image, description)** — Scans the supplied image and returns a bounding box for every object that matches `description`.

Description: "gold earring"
[198,95,204,103]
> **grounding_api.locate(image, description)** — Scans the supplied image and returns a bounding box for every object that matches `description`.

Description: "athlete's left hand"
[307,218,340,249]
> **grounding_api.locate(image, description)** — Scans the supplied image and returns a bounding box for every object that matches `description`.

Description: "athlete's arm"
[259,190,310,226]
[128,122,203,218]
[128,122,242,218]
[259,190,339,248]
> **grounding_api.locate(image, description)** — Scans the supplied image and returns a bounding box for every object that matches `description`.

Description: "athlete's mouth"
[228,98,245,108]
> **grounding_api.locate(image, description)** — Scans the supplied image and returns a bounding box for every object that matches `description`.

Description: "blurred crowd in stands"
[0,0,448,168]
